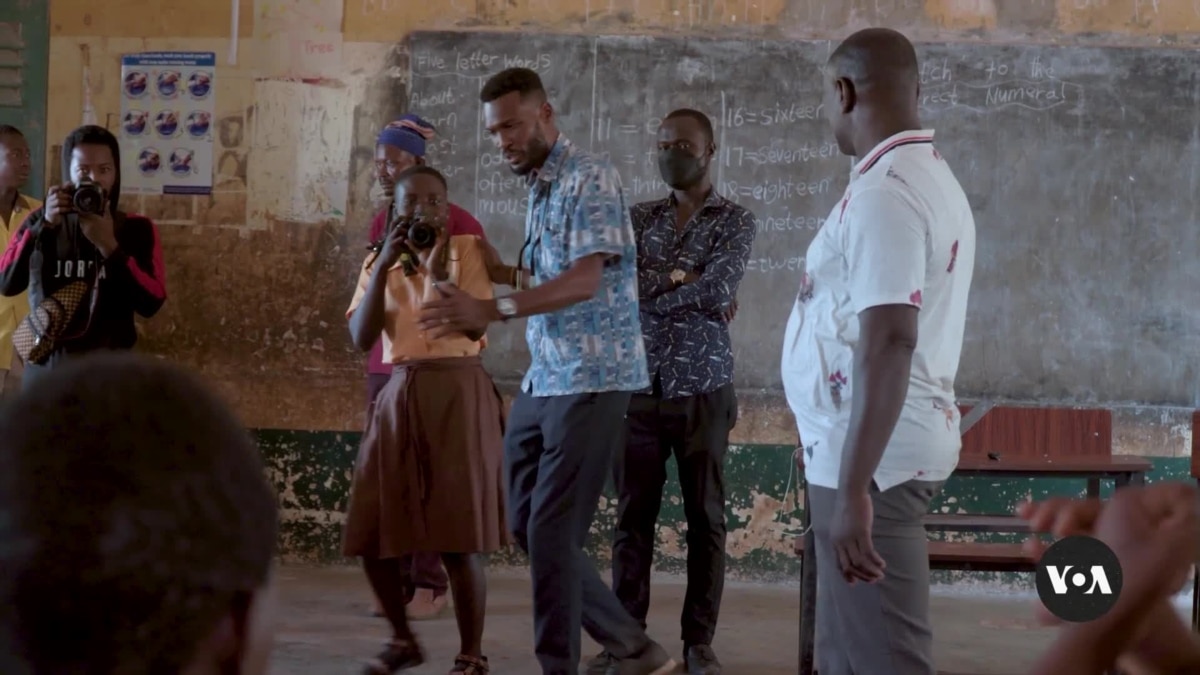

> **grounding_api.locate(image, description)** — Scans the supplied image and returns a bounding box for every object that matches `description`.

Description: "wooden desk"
[796,455,1153,675]
[954,454,1152,497]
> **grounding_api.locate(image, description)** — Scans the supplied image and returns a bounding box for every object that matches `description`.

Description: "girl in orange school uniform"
[343,165,507,675]
[364,114,492,621]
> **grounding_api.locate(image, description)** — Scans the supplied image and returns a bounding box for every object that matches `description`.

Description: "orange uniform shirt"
[346,234,493,363]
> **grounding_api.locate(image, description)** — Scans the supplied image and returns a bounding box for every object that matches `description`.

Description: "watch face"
[497,298,517,316]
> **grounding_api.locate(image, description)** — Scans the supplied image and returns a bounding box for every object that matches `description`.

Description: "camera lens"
[73,183,104,215]
[408,221,437,250]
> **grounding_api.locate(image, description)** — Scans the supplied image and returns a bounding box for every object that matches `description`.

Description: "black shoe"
[615,641,677,675]
[586,651,617,675]
[684,644,721,675]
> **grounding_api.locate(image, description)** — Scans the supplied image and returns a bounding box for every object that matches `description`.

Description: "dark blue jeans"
[504,390,652,675]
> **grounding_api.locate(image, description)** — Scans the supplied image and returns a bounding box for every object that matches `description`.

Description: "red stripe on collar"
[857,135,935,176]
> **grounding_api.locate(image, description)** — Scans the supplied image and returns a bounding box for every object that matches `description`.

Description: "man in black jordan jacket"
[0,125,167,387]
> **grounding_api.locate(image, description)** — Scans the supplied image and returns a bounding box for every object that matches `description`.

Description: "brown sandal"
[449,654,489,674]
[362,639,425,674]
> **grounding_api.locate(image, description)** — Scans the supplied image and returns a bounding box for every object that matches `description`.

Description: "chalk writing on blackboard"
[406,31,1200,402]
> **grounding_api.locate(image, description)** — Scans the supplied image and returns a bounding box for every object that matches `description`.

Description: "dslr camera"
[403,216,439,251]
[368,214,439,253]
[68,181,107,216]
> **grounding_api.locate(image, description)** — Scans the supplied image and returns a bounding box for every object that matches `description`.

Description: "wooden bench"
[923,514,1028,533]
[959,404,1113,460]
[793,537,1036,573]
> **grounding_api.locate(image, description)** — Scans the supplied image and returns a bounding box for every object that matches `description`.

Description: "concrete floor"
[265,564,1108,674]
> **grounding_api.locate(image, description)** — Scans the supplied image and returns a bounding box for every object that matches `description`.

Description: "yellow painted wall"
[49,0,1200,41]
[38,0,1199,455]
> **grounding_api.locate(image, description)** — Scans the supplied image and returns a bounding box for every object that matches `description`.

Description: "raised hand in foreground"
[1020,482,1200,675]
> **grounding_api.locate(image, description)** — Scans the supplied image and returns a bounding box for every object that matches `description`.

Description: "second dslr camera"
[68,181,107,216]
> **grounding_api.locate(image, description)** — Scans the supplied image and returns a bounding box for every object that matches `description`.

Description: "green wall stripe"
[257,429,1190,585]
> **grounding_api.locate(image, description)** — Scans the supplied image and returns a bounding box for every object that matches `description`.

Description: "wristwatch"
[496,297,518,322]
[669,269,687,285]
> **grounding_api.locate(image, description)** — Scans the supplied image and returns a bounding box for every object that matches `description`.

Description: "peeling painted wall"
[259,428,1194,581]
[41,0,1200,577]
[258,430,813,578]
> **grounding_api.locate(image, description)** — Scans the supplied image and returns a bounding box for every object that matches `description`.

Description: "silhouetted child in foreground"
[0,352,280,674]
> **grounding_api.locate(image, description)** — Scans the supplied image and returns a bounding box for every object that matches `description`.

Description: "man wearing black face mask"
[590,109,756,675]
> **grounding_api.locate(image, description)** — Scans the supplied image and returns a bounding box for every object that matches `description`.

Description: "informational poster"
[119,51,216,195]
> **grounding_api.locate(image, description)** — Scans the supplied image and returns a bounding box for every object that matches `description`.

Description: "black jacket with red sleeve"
[0,208,167,355]
[0,126,167,360]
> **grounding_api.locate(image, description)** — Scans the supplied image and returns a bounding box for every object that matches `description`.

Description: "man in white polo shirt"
[780,28,976,675]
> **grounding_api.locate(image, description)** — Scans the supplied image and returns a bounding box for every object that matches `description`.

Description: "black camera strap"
[517,186,547,282]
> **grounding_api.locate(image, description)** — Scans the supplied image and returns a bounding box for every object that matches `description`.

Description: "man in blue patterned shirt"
[417,67,673,675]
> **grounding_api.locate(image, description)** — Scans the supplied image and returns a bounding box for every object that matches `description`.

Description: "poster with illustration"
[119,51,215,195]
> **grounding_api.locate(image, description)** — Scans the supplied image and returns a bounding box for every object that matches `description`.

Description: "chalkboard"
[407,31,1200,406]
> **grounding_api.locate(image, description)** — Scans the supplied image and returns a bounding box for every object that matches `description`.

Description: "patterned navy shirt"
[520,135,649,396]
[631,191,757,398]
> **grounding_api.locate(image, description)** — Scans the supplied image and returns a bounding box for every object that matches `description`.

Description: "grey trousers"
[808,480,944,675]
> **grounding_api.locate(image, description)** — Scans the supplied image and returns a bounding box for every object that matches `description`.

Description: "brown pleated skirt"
[342,356,509,558]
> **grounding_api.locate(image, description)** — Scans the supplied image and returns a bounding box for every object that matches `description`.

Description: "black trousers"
[505,390,652,675]
[610,381,737,646]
